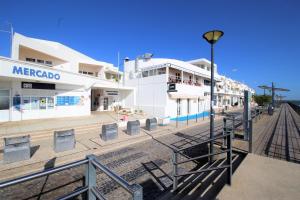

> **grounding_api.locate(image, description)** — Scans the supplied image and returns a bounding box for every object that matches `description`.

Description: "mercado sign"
[12,66,61,80]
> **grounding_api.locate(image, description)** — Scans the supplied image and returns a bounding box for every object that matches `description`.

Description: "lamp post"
[203,30,224,163]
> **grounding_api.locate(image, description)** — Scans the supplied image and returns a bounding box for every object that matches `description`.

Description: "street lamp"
[202,30,224,163]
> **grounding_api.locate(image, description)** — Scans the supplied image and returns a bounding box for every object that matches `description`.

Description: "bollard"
[101,123,118,141]
[54,129,75,152]
[127,120,140,136]
[4,135,31,163]
[146,118,157,131]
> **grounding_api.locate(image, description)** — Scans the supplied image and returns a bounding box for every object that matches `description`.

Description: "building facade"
[0,33,255,122]
[0,33,133,122]
[123,56,255,120]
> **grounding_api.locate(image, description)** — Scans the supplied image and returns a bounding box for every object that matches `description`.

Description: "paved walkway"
[251,103,300,163]
[0,114,215,181]
[217,153,300,200]
[0,111,147,137]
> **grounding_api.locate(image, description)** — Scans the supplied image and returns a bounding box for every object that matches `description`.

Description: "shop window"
[39,97,47,110]
[0,90,9,110]
[22,97,31,110]
[47,97,54,109]
[31,97,39,110]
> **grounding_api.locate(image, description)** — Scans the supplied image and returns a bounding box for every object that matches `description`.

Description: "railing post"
[249,120,253,153]
[85,155,97,200]
[227,132,232,185]
[172,151,178,191]
[223,118,227,147]
[232,116,235,139]
[131,184,143,200]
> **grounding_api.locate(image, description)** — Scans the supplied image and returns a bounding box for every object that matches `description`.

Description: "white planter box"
[158,117,170,126]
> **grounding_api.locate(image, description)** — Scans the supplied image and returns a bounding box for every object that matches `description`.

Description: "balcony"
[167,82,204,99]
[168,75,202,87]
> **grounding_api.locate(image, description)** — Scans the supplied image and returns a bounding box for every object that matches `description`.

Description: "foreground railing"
[171,132,232,191]
[0,155,143,200]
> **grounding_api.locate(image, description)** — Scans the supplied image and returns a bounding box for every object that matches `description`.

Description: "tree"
[253,95,272,106]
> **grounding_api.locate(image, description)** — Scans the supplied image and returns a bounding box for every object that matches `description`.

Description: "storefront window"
[31,97,39,110]
[0,90,9,110]
[13,95,21,111]
[47,97,54,109]
[39,97,47,109]
[22,97,31,110]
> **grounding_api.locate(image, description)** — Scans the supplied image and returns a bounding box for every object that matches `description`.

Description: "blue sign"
[12,66,60,80]
[56,96,80,106]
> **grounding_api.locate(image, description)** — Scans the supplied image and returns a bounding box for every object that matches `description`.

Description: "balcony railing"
[168,75,202,87]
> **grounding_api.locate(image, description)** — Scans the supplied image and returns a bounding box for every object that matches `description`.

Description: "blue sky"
[0,0,299,99]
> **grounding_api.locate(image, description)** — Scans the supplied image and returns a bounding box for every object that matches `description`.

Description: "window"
[45,61,53,65]
[142,71,148,77]
[204,80,211,86]
[47,97,54,109]
[157,68,166,75]
[0,90,9,110]
[37,59,44,64]
[26,58,35,62]
[87,72,94,76]
[200,64,205,69]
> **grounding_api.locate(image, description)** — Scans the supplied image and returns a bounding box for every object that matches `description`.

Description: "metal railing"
[223,117,253,153]
[171,132,232,191]
[0,154,143,200]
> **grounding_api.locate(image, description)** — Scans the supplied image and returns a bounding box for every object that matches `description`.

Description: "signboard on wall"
[168,83,177,92]
[105,91,118,96]
[22,82,55,90]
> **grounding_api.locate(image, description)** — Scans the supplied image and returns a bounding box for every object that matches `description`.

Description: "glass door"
[0,89,10,122]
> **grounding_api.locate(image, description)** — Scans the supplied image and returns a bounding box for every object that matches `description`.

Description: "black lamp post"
[202,30,224,163]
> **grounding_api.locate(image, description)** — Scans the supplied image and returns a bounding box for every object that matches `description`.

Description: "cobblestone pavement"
[0,116,243,200]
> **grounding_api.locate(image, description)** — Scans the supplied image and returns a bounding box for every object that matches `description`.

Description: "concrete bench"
[101,123,118,141]
[4,135,31,163]
[146,118,157,131]
[127,120,140,136]
[54,129,75,152]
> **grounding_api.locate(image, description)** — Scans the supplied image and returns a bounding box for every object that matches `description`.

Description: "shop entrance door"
[0,89,10,122]
[103,97,109,110]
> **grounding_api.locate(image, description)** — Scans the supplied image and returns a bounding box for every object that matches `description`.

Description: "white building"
[0,33,254,123]
[0,33,134,122]
[123,56,255,121]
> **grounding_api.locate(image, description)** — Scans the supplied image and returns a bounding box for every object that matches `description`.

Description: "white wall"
[1,79,90,121]
[125,74,168,118]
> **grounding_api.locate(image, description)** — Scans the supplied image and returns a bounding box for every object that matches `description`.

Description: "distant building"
[123,56,255,120]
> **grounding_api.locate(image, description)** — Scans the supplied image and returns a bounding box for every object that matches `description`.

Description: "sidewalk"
[217,153,300,200]
[0,114,216,181]
[0,111,146,137]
